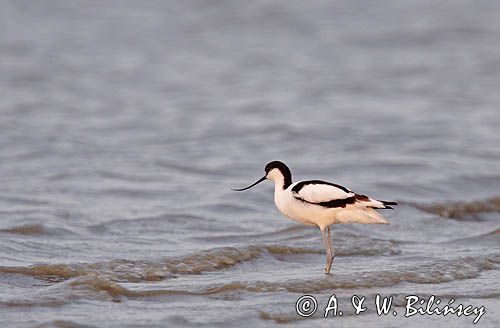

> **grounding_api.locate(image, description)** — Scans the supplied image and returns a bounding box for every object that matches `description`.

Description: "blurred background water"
[0,0,499,327]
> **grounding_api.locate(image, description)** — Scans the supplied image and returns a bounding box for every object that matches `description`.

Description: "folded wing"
[292,180,355,207]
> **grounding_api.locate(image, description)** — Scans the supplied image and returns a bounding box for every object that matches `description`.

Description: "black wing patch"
[306,196,357,208]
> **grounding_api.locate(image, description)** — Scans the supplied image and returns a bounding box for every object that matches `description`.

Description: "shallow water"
[1,0,499,327]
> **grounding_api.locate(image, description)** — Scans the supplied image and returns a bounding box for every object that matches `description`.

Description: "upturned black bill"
[231,176,266,191]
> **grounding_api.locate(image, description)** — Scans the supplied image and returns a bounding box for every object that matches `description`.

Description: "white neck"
[273,174,286,191]
[267,169,287,191]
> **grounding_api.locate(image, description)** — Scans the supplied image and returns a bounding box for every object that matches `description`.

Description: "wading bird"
[232,161,396,274]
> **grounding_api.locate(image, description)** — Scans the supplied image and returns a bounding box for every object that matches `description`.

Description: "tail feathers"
[380,200,397,210]
[355,194,397,210]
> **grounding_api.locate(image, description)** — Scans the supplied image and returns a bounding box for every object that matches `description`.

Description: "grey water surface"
[1,0,499,327]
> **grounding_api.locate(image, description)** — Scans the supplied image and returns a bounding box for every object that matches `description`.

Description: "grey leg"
[321,226,334,274]
[326,226,335,270]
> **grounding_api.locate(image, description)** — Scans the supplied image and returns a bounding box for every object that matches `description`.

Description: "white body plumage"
[271,175,390,229]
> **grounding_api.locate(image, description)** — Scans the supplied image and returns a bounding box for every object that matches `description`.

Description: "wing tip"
[381,200,397,209]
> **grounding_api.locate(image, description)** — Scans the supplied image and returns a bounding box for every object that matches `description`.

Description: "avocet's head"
[232,161,292,191]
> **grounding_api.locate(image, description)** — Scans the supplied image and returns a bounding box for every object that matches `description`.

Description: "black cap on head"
[264,161,292,189]
[265,161,288,173]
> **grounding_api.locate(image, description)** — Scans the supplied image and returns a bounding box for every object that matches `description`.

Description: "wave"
[155,160,225,177]
[259,311,300,324]
[176,253,499,294]
[194,225,313,243]
[0,196,51,206]
[197,228,401,256]
[443,228,500,245]
[0,246,312,282]
[0,224,75,236]
[0,239,400,283]
[0,247,265,282]
[34,320,97,328]
[1,224,48,236]
[2,254,497,308]
[0,264,81,280]
[413,196,500,220]
[88,213,207,234]
[200,202,261,214]
[96,170,162,183]
[234,254,499,294]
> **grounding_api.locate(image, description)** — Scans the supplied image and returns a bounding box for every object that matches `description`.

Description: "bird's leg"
[326,226,335,272]
[321,226,334,274]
